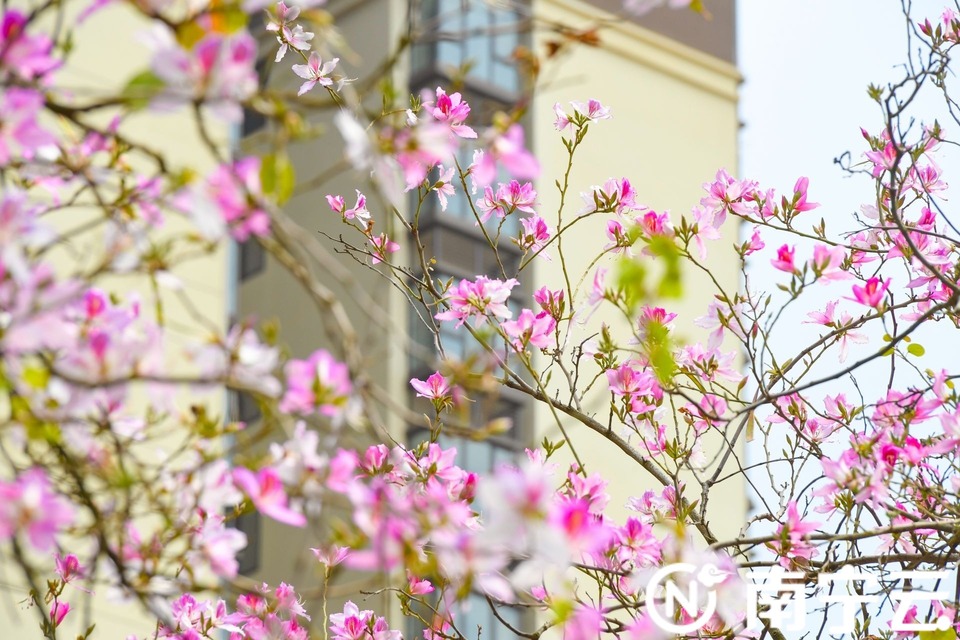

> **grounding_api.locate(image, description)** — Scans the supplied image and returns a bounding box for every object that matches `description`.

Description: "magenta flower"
[407,570,434,595]
[502,308,556,351]
[850,276,891,308]
[369,233,399,264]
[55,553,85,584]
[534,286,565,320]
[0,11,60,81]
[434,276,519,327]
[770,501,821,568]
[518,215,552,255]
[742,226,765,255]
[233,467,306,527]
[409,371,452,400]
[292,52,339,96]
[429,87,477,138]
[771,243,796,273]
[788,176,819,213]
[49,601,70,627]
[327,189,371,221]
[329,601,373,640]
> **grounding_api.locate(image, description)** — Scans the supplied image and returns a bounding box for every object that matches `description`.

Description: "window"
[408,270,521,375]
[226,389,263,575]
[410,0,527,96]
[407,393,527,640]
[241,12,273,137]
[239,237,266,280]
[406,4,532,636]
[233,510,261,575]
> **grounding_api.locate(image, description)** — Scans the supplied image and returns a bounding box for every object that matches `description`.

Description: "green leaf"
[920,628,956,640]
[260,152,296,205]
[121,70,165,111]
[615,257,647,311]
[22,365,49,390]
[648,234,683,299]
[907,343,926,357]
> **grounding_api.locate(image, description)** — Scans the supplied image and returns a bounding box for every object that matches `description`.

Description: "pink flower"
[788,176,819,213]
[502,180,538,213]
[742,226,765,256]
[580,178,640,215]
[574,98,612,121]
[311,545,350,567]
[191,516,248,578]
[0,88,56,164]
[0,469,74,552]
[292,52,339,96]
[435,276,519,327]
[770,501,821,568]
[369,233,399,264]
[553,99,612,131]
[410,372,452,400]
[55,553,85,584]
[327,190,371,221]
[402,125,459,191]
[470,124,539,187]
[803,300,867,362]
[475,185,506,222]
[0,11,59,81]
[280,349,353,416]
[534,286,565,320]
[407,571,434,595]
[809,244,851,281]
[148,29,257,123]
[429,87,476,138]
[850,276,891,308]
[175,157,270,241]
[517,215,552,256]
[865,139,899,178]
[267,2,314,62]
[502,308,556,350]
[329,601,373,640]
[771,243,796,273]
[49,601,70,626]
[433,165,456,211]
[233,467,306,527]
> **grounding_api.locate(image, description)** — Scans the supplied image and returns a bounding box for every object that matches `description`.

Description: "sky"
[735,4,960,630]
[739,0,947,200]
[738,0,958,403]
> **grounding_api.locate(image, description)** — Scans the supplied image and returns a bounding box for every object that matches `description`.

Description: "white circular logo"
[645,562,726,634]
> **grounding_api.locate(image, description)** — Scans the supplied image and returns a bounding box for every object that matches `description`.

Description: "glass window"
[412,0,526,95]
[239,237,266,280]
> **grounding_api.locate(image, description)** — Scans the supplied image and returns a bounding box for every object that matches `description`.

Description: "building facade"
[0,0,741,638]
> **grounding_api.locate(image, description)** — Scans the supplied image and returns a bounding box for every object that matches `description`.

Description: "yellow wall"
[0,2,230,637]
[531,0,746,540]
